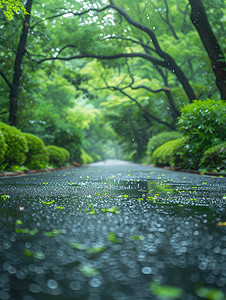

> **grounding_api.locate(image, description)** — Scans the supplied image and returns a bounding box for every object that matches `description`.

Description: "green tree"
[189,0,226,99]
[0,0,27,20]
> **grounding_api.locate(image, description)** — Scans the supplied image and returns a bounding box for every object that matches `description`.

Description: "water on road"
[0,160,225,300]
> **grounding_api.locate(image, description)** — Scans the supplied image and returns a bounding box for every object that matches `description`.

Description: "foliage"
[23,133,49,170]
[147,131,183,159]
[178,99,226,169]
[60,147,70,163]
[46,145,69,167]
[200,142,226,172]
[80,148,94,165]
[0,0,27,20]
[0,0,225,164]
[0,130,7,162]
[152,138,184,167]
[0,122,28,169]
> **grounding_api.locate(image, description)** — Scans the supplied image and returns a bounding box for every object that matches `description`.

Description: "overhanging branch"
[0,71,12,88]
[37,52,166,67]
[46,5,111,19]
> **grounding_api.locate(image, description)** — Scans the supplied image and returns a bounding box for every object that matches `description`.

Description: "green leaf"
[41,200,55,205]
[102,206,119,214]
[28,228,39,235]
[15,219,23,225]
[70,241,87,250]
[150,281,183,299]
[23,249,45,260]
[196,286,225,300]
[86,246,106,254]
[43,229,63,237]
[107,232,119,243]
[79,264,99,277]
[130,235,144,241]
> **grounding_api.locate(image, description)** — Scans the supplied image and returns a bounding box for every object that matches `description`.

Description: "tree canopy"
[0,0,225,163]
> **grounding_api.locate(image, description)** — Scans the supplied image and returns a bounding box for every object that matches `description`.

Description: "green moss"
[0,122,28,169]
[152,138,184,167]
[200,142,226,172]
[23,133,49,169]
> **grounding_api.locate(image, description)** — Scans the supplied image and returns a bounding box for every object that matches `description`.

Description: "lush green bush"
[0,130,7,163]
[23,133,49,169]
[152,138,184,167]
[146,131,183,159]
[0,122,28,169]
[47,145,69,167]
[58,147,70,164]
[200,142,226,172]
[178,99,226,169]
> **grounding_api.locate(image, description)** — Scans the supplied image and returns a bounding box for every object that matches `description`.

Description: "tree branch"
[101,36,156,53]
[46,5,111,20]
[97,77,175,129]
[37,51,166,67]
[151,0,179,40]
[0,71,12,88]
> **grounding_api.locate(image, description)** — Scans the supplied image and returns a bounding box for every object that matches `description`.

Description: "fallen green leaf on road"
[150,281,183,299]
[23,249,45,260]
[102,206,119,213]
[130,235,144,241]
[70,241,87,250]
[41,200,55,205]
[43,229,63,236]
[79,264,99,277]
[86,246,106,254]
[196,286,225,300]
[107,232,119,243]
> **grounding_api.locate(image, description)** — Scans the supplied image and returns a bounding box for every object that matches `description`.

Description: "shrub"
[146,131,183,159]
[23,133,49,169]
[59,147,70,164]
[47,145,69,167]
[0,131,7,163]
[0,122,28,169]
[200,142,226,172]
[81,148,94,164]
[178,99,226,169]
[152,138,184,167]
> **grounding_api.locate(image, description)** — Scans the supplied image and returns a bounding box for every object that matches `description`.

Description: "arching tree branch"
[96,76,175,130]
[46,5,111,20]
[0,71,12,88]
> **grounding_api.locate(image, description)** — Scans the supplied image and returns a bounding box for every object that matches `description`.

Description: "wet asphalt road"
[0,160,226,300]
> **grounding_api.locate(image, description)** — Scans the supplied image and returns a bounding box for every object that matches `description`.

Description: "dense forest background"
[0,0,225,168]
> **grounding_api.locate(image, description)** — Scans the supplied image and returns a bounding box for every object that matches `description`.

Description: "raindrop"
[141,266,152,274]
[89,278,102,288]
[47,279,58,289]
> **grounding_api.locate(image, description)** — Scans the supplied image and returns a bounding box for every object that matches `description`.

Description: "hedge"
[200,142,226,172]
[152,138,184,167]
[178,99,226,169]
[47,145,70,167]
[0,130,7,163]
[146,131,183,159]
[0,122,28,169]
[23,133,49,169]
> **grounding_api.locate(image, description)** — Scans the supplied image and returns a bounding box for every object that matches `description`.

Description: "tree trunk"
[189,0,226,100]
[9,0,33,126]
